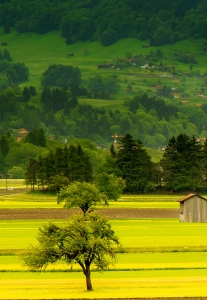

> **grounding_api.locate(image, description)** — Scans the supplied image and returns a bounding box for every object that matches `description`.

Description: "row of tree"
[161,134,207,192]
[24,132,207,194]
[0,0,206,46]
[3,129,207,193]
[25,144,93,191]
[110,133,207,193]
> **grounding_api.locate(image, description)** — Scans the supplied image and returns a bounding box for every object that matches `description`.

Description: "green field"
[0,188,190,208]
[1,219,207,252]
[1,218,207,298]
[1,28,207,104]
[1,189,207,298]
[2,269,207,299]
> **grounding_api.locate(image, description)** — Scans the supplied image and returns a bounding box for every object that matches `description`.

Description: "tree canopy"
[58,181,108,215]
[21,213,120,290]
[94,173,126,201]
[0,0,205,46]
[114,134,154,193]
[161,133,205,192]
[42,64,81,88]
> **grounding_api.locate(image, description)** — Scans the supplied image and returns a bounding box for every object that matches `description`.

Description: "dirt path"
[0,208,179,220]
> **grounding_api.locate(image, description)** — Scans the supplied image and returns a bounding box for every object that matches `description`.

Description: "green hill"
[2,28,207,99]
[1,28,207,150]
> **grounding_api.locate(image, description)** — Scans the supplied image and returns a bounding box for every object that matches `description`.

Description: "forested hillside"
[0,0,206,45]
[0,1,207,178]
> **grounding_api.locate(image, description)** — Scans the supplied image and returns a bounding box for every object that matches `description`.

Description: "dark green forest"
[0,0,206,46]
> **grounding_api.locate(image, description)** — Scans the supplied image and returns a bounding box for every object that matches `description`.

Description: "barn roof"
[177,193,207,202]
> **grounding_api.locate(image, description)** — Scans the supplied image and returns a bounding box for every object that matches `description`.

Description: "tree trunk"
[85,266,93,290]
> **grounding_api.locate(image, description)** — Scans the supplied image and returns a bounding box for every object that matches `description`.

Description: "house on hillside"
[181,100,188,106]
[17,128,28,141]
[178,193,207,222]
[98,64,113,69]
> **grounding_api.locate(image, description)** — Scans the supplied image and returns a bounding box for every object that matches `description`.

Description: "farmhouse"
[178,193,207,222]
[98,64,113,69]
[17,128,29,141]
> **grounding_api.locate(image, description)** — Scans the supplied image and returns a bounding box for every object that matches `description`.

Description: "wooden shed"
[178,193,207,222]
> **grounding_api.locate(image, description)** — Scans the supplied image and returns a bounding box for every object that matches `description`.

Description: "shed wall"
[181,196,207,222]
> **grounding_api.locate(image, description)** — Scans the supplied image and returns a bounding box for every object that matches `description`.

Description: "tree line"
[0,0,206,46]
[25,143,93,191]
[97,133,207,193]
[24,132,207,194]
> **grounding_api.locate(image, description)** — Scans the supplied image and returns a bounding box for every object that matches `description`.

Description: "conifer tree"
[115,134,153,193]
[161,134,204,192]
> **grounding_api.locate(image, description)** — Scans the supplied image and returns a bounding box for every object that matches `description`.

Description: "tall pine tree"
[161,134,204,192]
[115,134,153,193]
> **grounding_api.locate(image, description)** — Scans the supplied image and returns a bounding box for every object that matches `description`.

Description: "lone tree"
[21,213,120,291]
[58,181,108,215]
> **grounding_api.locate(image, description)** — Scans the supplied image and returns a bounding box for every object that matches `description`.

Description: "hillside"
[0,0,206,46]
[1,28,207,150]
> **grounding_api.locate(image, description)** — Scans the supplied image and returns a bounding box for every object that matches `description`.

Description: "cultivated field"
[0,190,207,299]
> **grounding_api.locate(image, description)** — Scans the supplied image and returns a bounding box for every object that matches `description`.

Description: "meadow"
[0,219,207,299]
[0,188,207,299]
[0,28,206,105]
[1,214,207,297]
[1,189,207,298]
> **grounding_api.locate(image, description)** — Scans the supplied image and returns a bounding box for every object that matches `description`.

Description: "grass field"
[0,179,26,190]
[1,27,207,104]
[0,187,183,208]
[1,188,207,298]
[1,218,207,298]
[4,219,207,252]
[2,269,207,299]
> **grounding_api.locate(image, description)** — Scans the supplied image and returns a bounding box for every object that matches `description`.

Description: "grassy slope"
[1,28,207,109]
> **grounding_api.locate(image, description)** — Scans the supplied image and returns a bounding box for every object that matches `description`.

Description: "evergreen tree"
[25,158,39,191]
[41,87,52,110]
[37,129,47,147]
[161,134,204,192]
[22,87,31,102]
[26,144,93,191]
[54,147,67,177]
[68,144,93,182]
[2,49,12,61]
[115,134,153,193]
[29,86,37,96]
[3,24,10,34]
[37,155,47,190]
[0,134,10,157]
[25,129,46,147]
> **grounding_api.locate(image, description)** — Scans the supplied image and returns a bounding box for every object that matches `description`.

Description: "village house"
[181,100,188,106]
[98,64,113,69]
[17,128,29,141]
